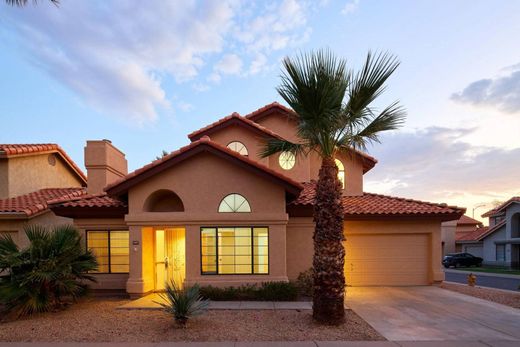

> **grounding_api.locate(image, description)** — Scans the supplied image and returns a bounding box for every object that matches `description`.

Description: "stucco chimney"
[84,140,127,195]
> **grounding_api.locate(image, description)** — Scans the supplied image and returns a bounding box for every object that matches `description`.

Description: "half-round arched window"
[227,141,248,156]
[279,151,295,170]
[143,189,185,212]
[218,193,251,213]
[335,159,345,189]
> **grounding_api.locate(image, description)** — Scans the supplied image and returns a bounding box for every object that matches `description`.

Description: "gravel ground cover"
[440,282,520,309]
[0,298,383,342]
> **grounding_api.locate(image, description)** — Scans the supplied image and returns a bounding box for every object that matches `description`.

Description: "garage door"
[344,233,430,286]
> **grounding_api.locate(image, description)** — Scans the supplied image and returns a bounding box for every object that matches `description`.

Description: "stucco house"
[1,103,464,297]
[456,198,520,267]
[0,144,87,247]
[442,215,483,256]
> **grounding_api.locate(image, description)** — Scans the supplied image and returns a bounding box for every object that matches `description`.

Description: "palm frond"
[259,138,308,158]
[5,0,59,7]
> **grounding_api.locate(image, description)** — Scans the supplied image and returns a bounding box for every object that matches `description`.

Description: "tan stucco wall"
[124,151,289,295]
[0,153,83,199]
[204,124,269,166]
[0,160,8,199]
[254,114,300,143]
[85,140,128,195]
[0,211,74,248]
[441,220,457,255]
[286,217,444,284]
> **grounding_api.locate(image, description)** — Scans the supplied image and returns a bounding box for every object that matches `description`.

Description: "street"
[444,269,520,291]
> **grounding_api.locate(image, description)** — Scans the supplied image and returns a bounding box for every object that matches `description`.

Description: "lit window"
[218,194,251,213]
[200,227,269,275]
[87,230,129,273]
[335,159,345,189]
[279,151,295,170]
[227,141,248,156]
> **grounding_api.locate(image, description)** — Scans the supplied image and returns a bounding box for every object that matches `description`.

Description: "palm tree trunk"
[312,156,345,324]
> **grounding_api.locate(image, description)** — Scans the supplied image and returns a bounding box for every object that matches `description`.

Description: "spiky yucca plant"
[157,280,209,328]
[0,224,98,318]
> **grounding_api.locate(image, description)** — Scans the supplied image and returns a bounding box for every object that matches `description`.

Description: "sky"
[1,0,519,223]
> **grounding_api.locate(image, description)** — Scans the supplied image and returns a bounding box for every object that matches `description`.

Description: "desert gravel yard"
[440,282,520,309]
[0,298,383,342]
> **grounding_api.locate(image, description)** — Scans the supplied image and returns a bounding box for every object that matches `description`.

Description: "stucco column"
[184,225,200,284]
[431,227,445,283]
[126,225,154,297]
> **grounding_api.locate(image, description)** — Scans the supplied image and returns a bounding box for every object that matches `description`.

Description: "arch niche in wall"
[143,189,185,212]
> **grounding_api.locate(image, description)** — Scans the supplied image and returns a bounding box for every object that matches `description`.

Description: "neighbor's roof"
[482,197,520,217]
[457,215,483,226]
[187,112,285,141]
[456,220,507,243]
[0,144,87,184]
[104,136,303,196]
[290,181,465,220]
[0,187,85,218]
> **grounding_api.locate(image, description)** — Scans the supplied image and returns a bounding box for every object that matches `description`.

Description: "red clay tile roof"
[291,181,465,219]
[105,136,304,196]
[457,215,483,226]
[188,112,285,141]
[0,144,87,184]
[0,187,85,217]
[48,192,126,209]
[244,101,297,121]
[482,197,520,217]
[455,227,489,242]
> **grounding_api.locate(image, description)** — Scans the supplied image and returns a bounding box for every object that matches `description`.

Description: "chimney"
[84,140,127,195]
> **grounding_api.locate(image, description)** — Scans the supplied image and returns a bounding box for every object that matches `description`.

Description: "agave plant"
[0,224,98,318]
[156,280,209,328]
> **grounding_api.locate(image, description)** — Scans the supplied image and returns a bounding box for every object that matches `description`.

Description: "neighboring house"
[9,103,464,298]
[0,144,87,247]
[442,215,483,256]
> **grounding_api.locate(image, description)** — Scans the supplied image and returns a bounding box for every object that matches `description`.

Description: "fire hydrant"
[468,273,477,287]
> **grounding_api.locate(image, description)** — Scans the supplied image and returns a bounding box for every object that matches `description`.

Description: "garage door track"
[346,286,520,341]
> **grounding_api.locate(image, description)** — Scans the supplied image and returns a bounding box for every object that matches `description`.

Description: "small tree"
[0,224,98,318]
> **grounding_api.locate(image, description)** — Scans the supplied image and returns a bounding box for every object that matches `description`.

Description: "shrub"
[0,224,98,318]
[200,281,297,301]
[157,280,209,328]
[294,268,314,297]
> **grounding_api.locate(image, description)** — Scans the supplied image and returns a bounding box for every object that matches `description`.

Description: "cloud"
[364,127,520,208]
[1,1,234,124]
[341,0,360,15]
[451,63,520,114]
[211,54,243,82]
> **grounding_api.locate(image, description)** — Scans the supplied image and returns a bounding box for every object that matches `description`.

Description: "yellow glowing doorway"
[154,227,186,291]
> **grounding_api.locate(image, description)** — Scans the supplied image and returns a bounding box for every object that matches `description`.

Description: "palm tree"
[0,224,97,318]
[5,0,59,6]
[262,50,405,325]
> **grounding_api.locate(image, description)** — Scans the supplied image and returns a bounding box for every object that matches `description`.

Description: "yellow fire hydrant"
[468,273,477,287]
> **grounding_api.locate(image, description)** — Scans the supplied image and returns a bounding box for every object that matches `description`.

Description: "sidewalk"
[445,268,520,279]
[0,341,519,346]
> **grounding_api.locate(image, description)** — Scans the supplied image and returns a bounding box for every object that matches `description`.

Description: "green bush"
[156,280,209,328]
[0,224,98,318]
[200,281,297,301]
[294,268,314,297]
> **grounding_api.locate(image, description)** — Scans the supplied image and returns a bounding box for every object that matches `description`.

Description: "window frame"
[200,226,269,276]
[278,151,296,170]
[85,229,130,274]
[217,193,252,213]
[496,244,506,262]
[226,141,249,156]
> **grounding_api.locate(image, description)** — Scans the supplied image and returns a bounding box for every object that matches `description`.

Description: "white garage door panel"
[345,234,430,286]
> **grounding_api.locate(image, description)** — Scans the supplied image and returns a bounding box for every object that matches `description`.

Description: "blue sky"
[1,0,519,219]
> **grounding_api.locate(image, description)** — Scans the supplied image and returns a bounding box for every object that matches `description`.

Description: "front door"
[154,227,186,291]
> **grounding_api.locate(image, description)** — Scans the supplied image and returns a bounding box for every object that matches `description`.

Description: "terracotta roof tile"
[0,188,85,217]
[0,144,87,184]
[291,181,465,218]
[105,136,303,196]
[457,215,483,226]
[455,227,489,242]
[187,112,285,141]
[48,192,126,209]
[244,101,297,120]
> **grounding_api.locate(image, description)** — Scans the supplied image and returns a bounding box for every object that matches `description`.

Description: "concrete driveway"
[346,286,520,341]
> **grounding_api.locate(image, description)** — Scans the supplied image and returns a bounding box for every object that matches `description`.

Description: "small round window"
[279,151,295,170]
[227,141,248,156]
